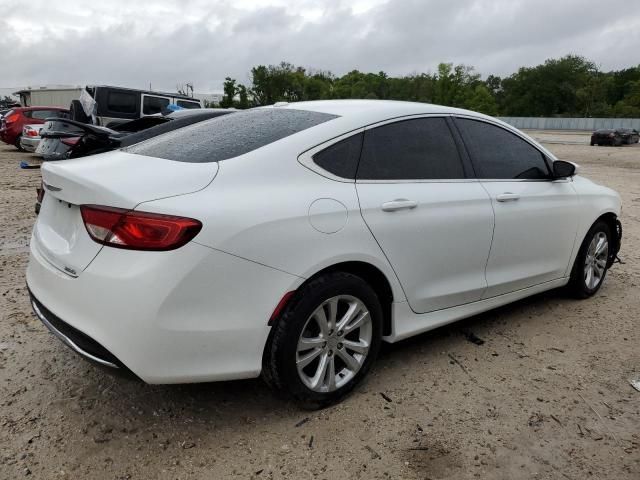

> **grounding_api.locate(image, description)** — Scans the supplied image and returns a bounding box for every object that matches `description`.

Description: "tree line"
[212,55,640,118]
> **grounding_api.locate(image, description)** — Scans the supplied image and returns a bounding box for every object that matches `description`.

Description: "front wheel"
[262,272,383,409]
[568,220,611,298]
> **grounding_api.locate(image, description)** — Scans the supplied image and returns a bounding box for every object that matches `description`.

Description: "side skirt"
[384,278,569,343]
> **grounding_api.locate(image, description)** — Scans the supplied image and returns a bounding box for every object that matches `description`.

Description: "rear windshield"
[125,108,338,163]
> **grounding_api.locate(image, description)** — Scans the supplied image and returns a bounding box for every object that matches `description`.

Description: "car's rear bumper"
[26,235,302,384]
[20,136,40,152]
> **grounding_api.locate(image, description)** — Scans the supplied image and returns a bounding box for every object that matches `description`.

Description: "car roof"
[260,100,500,132]
[17,106,69,111]
[275,99,490,124]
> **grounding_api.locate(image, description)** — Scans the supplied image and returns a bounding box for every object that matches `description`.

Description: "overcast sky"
[1,0,639,93]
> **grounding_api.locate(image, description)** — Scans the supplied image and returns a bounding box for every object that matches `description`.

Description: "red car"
[0,106,69,150]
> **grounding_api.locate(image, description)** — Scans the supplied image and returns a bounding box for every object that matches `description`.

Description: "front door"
[454,117,579,297]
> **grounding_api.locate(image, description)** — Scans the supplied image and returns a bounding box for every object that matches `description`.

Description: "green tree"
[237,84,250,109]
[220,77,237,108]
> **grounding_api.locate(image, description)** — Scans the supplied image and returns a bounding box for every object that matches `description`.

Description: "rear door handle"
[381,199,418,212]
[496,193,520,202]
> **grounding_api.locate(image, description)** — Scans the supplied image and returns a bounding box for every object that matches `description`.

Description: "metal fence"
[498,117,640,131]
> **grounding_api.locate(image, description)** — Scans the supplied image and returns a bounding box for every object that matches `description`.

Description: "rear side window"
[125,108,338,163]
[143,96,170,115]
[107,92,137,114]
[177,100,201,109]
[312,133,363,179]
[456,119,550,179]
[357,117,465,180]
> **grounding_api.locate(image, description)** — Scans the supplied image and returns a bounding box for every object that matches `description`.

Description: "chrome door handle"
[381,199,418,212]
[496,193,520,202]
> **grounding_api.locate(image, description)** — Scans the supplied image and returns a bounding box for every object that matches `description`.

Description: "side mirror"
[552,160,577,179]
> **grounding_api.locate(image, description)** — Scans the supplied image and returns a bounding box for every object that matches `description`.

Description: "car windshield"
[124,108,338,163]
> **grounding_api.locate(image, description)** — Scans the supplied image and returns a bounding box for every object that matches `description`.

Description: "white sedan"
[26,100,622,408]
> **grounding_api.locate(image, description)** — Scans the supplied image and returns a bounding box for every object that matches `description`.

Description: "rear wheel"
[263,272,383,409]
[568,220,611,298]
[14,135,24,151]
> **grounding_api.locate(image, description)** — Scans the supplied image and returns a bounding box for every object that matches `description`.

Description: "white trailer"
[14,87,83,108]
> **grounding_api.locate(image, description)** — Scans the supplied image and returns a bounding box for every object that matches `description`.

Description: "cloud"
[0,0,638,92]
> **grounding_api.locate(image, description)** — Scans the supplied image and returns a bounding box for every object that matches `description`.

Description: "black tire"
[590,142,596,146]
[568,220,612,299]
[14,135,23,151]
[69,99,91,124]
[262,272,383,409]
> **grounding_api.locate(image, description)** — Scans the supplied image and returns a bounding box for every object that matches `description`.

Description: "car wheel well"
[304,262,394,336]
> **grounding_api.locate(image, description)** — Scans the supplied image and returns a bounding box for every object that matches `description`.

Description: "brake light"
[80,205,202,251]
[61,137,81,146]
[5,113,19,124]
[25,127,39,137]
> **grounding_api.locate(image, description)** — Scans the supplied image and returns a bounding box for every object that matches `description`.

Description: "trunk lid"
[33,151,218,276]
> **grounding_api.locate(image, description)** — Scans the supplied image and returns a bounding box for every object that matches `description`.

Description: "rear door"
[356,116,494,313]
[454,117,579,297]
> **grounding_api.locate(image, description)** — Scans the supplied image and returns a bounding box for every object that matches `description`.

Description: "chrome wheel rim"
[296,295,372,393]
[584,232,608,290]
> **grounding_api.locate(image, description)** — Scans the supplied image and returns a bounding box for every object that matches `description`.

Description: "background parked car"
[67,85,204,128]
[19,124,44,152]
[0,107,69,150]
[36,108,232,161]
[590,129,624,146]
[619,128,639,144]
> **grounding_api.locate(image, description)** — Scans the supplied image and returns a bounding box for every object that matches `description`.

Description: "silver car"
[20,124,44,153]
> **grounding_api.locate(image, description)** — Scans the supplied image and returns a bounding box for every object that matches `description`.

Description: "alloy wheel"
[584,232,608,290]
[296,295,372,393]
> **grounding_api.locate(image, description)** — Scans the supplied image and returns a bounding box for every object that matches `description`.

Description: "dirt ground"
[1,132,639,480]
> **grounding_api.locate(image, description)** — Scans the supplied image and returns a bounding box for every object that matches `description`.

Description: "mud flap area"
[608,219,623,267]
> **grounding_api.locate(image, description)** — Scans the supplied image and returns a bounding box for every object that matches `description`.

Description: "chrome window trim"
[297,128,365,183]
[298,112,562,184]
[300,113,476,184]
[452,114,557,179]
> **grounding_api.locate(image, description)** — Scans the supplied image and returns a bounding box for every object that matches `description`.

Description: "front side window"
[125,108,338,163]
[357,117,465,180]
[107,91,137,114]
[143,96,170,115]
[455,118,550,180]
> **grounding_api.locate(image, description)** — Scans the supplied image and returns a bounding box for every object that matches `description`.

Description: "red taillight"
[80,205,202,251]
[61,137,81,146]
[5,113,19,124]
[25,127,39,137]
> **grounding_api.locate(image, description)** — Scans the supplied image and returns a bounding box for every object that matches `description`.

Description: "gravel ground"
[0,134,639,480]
